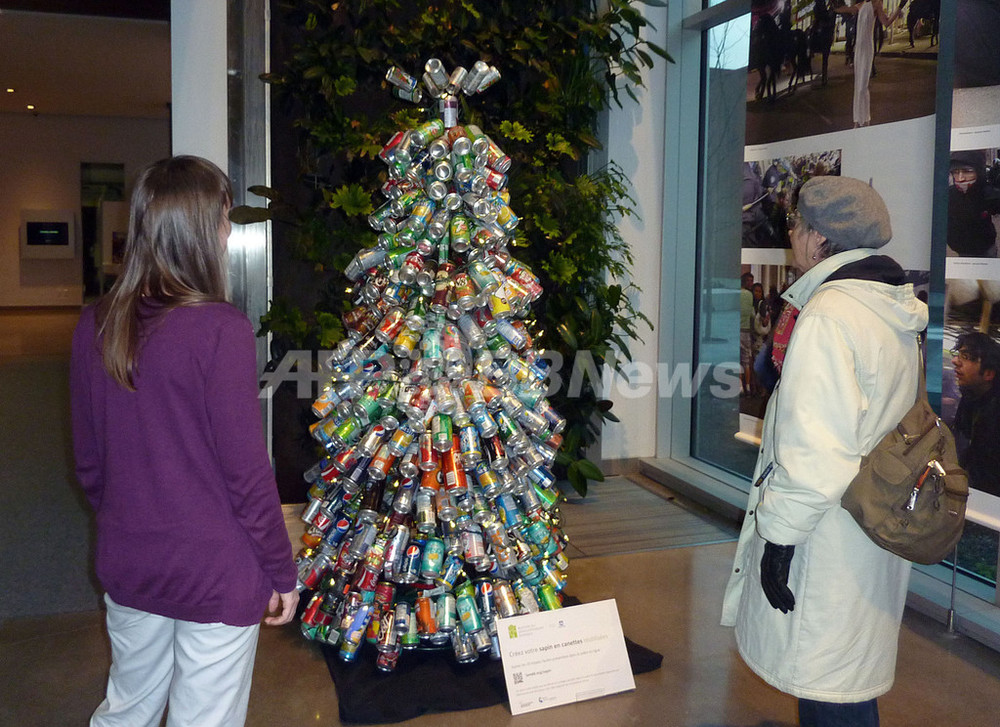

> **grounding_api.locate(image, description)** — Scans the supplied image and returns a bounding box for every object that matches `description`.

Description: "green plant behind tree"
[235,0,669,496]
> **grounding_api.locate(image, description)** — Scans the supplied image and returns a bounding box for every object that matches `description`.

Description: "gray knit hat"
[797,176,892,249]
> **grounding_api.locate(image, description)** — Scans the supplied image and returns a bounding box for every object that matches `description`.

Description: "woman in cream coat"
[722,177,928,727]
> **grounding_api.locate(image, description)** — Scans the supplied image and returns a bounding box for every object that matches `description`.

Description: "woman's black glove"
[760,541,796,614]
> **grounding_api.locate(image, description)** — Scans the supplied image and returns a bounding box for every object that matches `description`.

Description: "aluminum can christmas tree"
[294,59,570,669]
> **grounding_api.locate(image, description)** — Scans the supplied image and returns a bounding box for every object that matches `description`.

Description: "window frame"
[648,0,1000,651]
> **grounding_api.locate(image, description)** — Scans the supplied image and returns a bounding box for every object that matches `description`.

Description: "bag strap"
[915,338,930,406]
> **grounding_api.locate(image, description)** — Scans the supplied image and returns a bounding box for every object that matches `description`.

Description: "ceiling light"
[6,88,14,93]
[26,104,35,110]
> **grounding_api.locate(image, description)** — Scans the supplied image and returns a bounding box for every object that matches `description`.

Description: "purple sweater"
[71,301,297,626]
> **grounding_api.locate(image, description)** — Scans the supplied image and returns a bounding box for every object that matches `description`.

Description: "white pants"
[91,594,260,727]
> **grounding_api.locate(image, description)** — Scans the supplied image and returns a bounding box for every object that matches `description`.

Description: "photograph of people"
[742,150,841,248]
[745,0,937,145]
[942,278,1000,498]
[723,176,928,727]
[737,263,799,425]
[834,0,909,127]
[950,331,1000,497]
[946,149,1000,258]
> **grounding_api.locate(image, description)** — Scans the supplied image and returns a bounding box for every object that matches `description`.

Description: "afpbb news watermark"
[259,349,741,400]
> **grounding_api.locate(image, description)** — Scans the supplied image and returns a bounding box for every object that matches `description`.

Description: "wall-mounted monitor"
[20,209,76,260]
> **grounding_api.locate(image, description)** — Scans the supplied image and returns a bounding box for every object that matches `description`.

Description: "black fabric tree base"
[322,596,663,724]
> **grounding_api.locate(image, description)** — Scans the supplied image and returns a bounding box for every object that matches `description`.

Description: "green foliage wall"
[241,0,669,495]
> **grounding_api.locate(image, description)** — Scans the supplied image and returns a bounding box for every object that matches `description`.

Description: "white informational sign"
[496,598,635,715]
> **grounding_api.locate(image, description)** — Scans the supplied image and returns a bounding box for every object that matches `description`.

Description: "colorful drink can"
[436,592,458,632]
[474,579,496,620]
[387,422,415,456]
[399,541,423,584]
[456,592,483,634]
[322,518,352,548]
[372,608,399,652]
[452,272,476,310]
[375,643,401,672]
[485,137,511,173]
[442,444,469,496]
[415,492,436,534]
[487,290,513,319]
[394,601,412,634]
[416,446,441,488]
[415,594,437,635]
[412,117,445,146]
[460,426,483,468]
[338,603,373,662]
[431,412,454,452]
[462,527,488,565]
[332,416,363,449]
[450,214,471,252]
[398,446,420,479]
[436,554,464,590]
[493,580,519,618]
[392,86,423,104]
[392,325,420,359]
[401,610,421,648]
[538,583,562,611]
[385,66,418,92]
[514,582,540,613]
[373,307,405,344]
[420,537,446,580]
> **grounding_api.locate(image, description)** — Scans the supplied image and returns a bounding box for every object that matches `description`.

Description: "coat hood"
[783,248,927,337]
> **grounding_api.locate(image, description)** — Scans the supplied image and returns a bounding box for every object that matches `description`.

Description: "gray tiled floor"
[6,542,1000,726]
[5,310,1000,725]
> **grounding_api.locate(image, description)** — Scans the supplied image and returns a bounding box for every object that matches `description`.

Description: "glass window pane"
[954,521,999,588]
[690,12,757,480]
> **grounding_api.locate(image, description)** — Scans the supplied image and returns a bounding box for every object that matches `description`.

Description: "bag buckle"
[904,459,946,511]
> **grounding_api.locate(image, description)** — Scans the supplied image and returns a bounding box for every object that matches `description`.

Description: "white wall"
[170,0,229,171]
[600,5,668,462]
[0,113,169,307]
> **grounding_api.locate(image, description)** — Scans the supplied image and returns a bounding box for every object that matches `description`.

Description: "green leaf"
[229,205,271,224]
[334,76,357,96]
[357,46,379,63]
[544,252,578,285]
[460,0,482,19]
[545,132,576,159]
[326,184,373,216]
[646,41,674,62]
[554,449,575,467]
[247,185,281,200]
[566,462,588,497]
[607,283,623,308]
[556,320,578,350]
[590,308,604,341]
[315,311,345,348]
[575,458,605,482]
[498,120,534,143]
